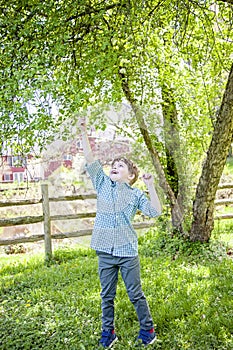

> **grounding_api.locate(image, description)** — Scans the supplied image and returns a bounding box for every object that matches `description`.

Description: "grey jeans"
[97,252,154,331]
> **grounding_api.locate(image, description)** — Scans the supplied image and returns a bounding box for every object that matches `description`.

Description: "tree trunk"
[190,62,233,242]
[161,84,180,198]
[135,105,184,233]
[161,84,189,213]
[119,70,184,233]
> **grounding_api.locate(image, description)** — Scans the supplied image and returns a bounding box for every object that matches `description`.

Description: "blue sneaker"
[137,328,157,346]
[99,329,118,348]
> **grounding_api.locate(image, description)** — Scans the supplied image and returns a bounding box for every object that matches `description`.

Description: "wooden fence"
[214,183,233,220]
[0,182,233,260]
[0,183,156,260]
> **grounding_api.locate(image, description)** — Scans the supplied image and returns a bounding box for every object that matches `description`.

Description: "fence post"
[41,183,52,262]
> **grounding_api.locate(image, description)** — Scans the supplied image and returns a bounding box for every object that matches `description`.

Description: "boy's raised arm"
[142,173,162,215]
[78,117,95,164]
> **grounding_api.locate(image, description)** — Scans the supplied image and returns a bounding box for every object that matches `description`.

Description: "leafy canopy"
[0,0,232,159]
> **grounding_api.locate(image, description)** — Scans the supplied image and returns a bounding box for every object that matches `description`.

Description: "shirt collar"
[111,180,132,189]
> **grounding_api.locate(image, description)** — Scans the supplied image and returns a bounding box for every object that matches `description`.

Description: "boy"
[78,118,162,348]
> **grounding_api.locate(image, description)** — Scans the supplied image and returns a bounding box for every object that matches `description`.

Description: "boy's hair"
[111,157,139,185]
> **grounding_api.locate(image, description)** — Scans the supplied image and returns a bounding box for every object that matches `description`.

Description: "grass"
[0,224,233,350]
[1,157,233,349]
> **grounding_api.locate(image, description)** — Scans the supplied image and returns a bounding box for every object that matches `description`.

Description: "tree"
[1,0,233,241]
[190,63,233,241]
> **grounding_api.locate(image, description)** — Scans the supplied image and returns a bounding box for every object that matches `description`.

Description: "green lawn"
[0,225,233,350]
[1,157,233,349]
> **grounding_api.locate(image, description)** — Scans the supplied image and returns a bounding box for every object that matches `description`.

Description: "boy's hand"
[77,116,95,163]
[142,173,154,186]
[77,117,87,133]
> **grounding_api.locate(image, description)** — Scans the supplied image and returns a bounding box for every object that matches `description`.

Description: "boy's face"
[109,160,135,184]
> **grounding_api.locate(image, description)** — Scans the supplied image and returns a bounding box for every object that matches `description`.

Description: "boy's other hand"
[142,173,154,186]
[77,117,87,133]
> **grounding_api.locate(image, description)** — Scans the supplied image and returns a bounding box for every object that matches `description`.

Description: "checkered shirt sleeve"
[85,159,107,191]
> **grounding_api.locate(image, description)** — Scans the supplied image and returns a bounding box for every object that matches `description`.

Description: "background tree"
[190,63,233,241]
[0,0,232,241]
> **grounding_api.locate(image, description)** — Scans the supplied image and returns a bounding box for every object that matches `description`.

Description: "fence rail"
[0,183,233,260]
[0,184,155,260]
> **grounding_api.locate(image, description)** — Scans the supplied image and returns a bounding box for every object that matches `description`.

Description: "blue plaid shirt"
[86,160,160,257]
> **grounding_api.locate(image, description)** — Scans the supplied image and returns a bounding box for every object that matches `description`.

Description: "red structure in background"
[0,135,130,183]
[0,155,27,183]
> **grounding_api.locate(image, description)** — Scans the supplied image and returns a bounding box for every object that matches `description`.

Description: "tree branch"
[66,2,127,22]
